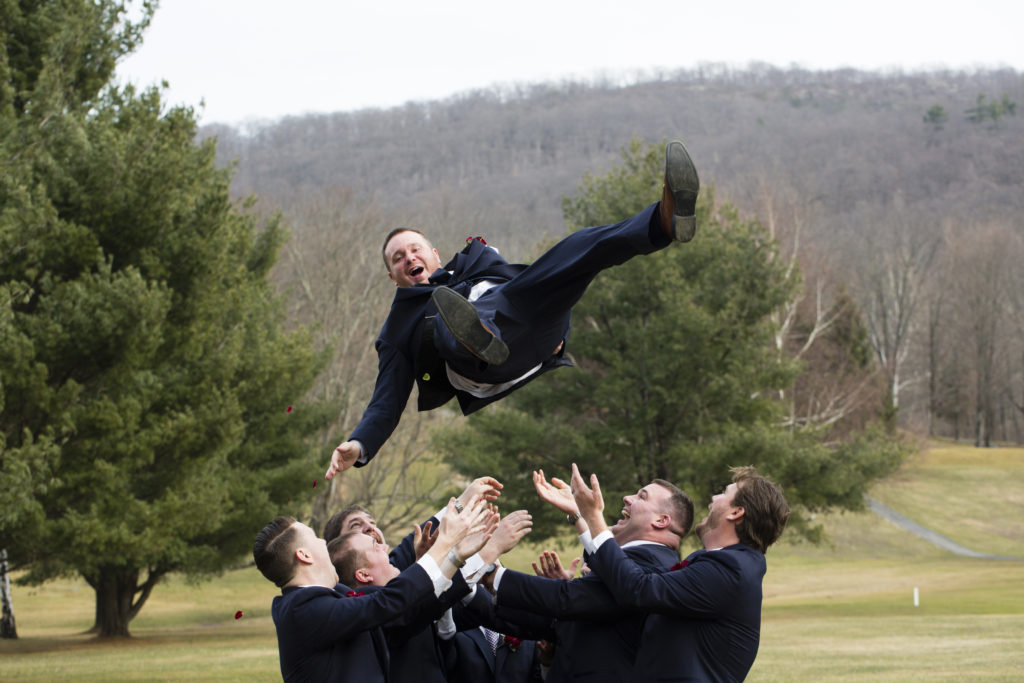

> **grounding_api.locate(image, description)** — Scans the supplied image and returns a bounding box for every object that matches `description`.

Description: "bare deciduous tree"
[847,198,940,412]
[945,220,1020,446]
[753,178,882,435]
[268,188,459,536]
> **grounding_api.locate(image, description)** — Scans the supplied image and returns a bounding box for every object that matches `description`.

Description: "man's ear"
[387,269,397,285]
[295,547,315,566]
[652,514,671,530]
[354,567,373,585]
[726,506,745,523]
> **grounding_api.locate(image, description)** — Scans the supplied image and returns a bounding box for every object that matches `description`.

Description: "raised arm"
[326,339,414,478]
[571,464,745,618]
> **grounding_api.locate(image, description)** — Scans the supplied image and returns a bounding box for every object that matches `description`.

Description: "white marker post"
[913,587,919,607]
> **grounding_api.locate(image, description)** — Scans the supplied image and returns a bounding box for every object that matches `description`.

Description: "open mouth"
[409,265,424,278]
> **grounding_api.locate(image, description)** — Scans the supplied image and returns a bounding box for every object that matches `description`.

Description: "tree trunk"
[86,566,162,638]
[92,568,136,637]
[1,549,17,639]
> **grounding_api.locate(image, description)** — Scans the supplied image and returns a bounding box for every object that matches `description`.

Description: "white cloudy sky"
[115,0,1023,126]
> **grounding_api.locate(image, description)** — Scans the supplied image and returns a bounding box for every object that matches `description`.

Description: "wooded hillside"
[203,65,1024,452]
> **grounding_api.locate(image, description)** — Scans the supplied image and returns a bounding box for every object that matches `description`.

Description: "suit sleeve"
[496,569,626,620]
[455,586,556,641]
[279,564,435,653]
[382,575,471,645]
[588,542,742,618]
[348,338,415,464]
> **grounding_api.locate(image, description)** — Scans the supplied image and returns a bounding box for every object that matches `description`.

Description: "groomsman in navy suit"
[570,464,790,683]
[253,497,495,683]
[484,470,694,683]
[443,625,545,683]
[325,139,700,477]
[328,499,533,683]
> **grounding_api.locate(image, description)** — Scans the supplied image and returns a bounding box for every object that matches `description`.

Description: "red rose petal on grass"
[234,610,243,620]
[313,479,317,488]
[286,406,293,413]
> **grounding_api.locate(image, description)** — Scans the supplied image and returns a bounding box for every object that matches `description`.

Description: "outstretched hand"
[457,509,501,560]
[436,494,490,550]
[570,463,608,536]
[480,509,533,563]
[533,469,579,516]
[532,550,580,580]
[458,477,503,510]
[325,441,360,480]
[412,520,438,560]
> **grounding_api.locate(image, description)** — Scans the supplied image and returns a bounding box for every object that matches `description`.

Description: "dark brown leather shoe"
[659,139,699,242]
[431,286,509,366]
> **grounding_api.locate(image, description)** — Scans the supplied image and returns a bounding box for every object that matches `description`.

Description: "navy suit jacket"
[496,543,679,682]
[443,627,545,683]
[270,563,436,683]
[588,541,766,683]
[454,582,556,642]
[363,572,471,683]
[349,239,567,463]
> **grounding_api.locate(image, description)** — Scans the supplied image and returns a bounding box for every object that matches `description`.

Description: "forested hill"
[201,65,1024,446]
[204,65,1024,250]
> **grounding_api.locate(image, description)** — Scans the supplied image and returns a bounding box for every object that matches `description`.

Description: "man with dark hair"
[326,139,700,477]
[322,476,503,572]
[570,463,790,683]
[322,504,378,546]
[482,470,694,683]
[330,506,534,683]
[253,497,496,683]
[254,516,303,588]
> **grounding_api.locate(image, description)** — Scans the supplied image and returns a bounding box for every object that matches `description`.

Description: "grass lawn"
[2,444,1023,681]
[869,445,1024,558]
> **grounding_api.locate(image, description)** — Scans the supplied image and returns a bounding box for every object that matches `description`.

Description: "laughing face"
[610,482,673,544]
[695,482,739,545]
[346,532,399,586]
[384,230,442,287]
[338,510,386,545]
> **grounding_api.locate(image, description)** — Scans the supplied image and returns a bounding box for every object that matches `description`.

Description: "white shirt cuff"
[436,608,456,640]
[417,553,453,597]
[492,565,508,592]
[588,529,614,555]
[352,440,368,465]
[579,528,594,555]
[460,553,488,584]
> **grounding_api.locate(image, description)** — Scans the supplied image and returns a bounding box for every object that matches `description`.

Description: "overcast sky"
[115,0,1023,126]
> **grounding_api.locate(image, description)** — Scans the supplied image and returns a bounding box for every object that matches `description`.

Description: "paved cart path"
[865,495,1022,561]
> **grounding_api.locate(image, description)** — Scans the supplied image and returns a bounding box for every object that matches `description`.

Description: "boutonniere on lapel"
[345,590,365,597]
[669,559,689,571]
[503,635,523,652]
[466,236,488,245]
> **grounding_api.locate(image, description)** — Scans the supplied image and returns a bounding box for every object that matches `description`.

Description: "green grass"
[2,443,1023,681]
[868,445,1024,558]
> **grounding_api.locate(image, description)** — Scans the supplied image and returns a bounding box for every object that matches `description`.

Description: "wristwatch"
[566,513,581,525]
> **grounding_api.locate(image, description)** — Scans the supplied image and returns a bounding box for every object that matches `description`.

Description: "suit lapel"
[371,626,390,680]
[468,628,496,674]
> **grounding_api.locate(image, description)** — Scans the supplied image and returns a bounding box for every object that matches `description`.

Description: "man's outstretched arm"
[326,339,415,478]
